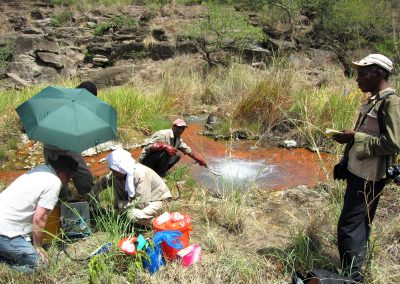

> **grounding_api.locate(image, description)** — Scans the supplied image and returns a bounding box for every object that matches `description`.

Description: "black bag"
[333,158,349,181]
[292,269,355,284]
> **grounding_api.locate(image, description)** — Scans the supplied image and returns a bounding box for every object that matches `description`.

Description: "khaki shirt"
[93,164,172,211]
[139,129,192,161]
[346,88,400,181]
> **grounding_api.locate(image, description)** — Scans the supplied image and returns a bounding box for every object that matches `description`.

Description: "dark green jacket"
[343,88,400,180]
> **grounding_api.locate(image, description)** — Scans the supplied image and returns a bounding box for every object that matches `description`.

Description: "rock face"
[0,1,345,89]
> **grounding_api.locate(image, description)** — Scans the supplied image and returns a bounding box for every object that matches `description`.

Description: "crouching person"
[94,149,172,226]
[0,156,78,273]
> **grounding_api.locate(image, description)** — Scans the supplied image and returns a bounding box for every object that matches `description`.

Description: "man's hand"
[32,206,51,248]
[149,142,166,152]
[188,152,208,167]
[150,142,177,156]
[35,246,49,265]
[163,144,177,156]
[332,130,355,144]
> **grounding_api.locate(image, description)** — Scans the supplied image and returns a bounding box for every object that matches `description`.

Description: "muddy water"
[180,122,332,191]
[0,122,333,191]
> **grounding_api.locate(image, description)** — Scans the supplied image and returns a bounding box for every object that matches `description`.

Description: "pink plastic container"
[176,244,201,267]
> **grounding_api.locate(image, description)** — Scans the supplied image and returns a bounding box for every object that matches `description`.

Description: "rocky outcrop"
[0,1,345,89]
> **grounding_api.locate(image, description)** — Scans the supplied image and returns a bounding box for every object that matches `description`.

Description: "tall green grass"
[100,85,178,131]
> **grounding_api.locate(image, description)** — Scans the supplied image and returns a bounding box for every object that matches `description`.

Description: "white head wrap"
[106,148,136,198]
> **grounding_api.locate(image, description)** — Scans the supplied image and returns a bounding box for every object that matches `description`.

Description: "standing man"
[332,54,400,282]
[93,149,172,226]
[0,156,78,273]
[43,81,97,199]
[139,118,208,177]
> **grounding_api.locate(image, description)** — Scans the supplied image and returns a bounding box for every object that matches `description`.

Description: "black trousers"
[337,172,385,282]
[44,147,94,198]
[140,150,181,177]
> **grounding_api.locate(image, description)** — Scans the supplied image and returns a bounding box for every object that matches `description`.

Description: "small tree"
[184,4,265,66]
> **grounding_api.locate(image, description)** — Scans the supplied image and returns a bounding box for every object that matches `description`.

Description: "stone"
[6,72,30,86]
[77,64,136,87]
[266,38,297,51]
[92,55,109,67]
[176,39,198,54]
[47,27,80,39]
[87,42,113,57]
[14,36,60,54]
[149,42,176,60]
[8,53,41,81]
[8,16,27,31]
[152,28,168,41]
[307,48,342,70]
[243,44,270,62]
[34,66,62,83]
[32,18,53,28]
[36,51,65,68]
[110,41,145,61]
[289,52,311,69]
[62,47,85,68]
[20,27,43,35]
[30,9,46,20]
[279,140,297,148]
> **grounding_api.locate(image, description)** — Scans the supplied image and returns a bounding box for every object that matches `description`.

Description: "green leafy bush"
[0,41,14,69]
[317,0,392,50]
[50,10,74,27]
[184,4,264,65]
[94,15,138,36]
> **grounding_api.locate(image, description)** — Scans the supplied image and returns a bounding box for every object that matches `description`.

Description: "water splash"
[198,158,276,192]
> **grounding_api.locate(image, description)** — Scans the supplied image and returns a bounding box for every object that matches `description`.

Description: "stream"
[0,121,333,191]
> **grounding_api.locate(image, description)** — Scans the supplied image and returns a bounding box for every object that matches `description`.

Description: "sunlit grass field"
[0,60,399,283]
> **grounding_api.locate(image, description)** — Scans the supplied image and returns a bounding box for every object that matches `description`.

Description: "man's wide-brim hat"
[352,53,393,73]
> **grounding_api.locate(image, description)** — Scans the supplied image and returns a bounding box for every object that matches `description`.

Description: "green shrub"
[94,15,138,36]
[50,10,74,27]
[0,41,14,69]
[94,22,115,36]
[183,4,265,66]
[233,70,294,131]
[317,0,392,51]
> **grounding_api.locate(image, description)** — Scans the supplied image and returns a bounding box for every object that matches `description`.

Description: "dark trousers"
[337,172,385,282]
[141,150,181,177]
[44,147,94,198]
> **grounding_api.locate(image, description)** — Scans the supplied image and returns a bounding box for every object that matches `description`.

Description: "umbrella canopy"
[16,86,118,153]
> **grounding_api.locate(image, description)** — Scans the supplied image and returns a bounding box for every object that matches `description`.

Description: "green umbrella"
[16,86,117,153]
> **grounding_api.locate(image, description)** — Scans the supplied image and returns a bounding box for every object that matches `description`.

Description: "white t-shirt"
[0,164,62,237]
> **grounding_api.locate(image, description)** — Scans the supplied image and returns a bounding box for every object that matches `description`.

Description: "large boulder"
[36,51,65,68]
[307,48,342,69]
[77,64,136,86]
[243,44,271,62]
[7,53,41,81]
[87,41,113,57]
[35,65,62,82]
[8,16,27,31]
[110,41,145,61]
[176,37,197,54]
[149,42,176,60]
[112,27,137,41]
[30,9,46,20]
[14,36,60,54]
[289,52,311,69]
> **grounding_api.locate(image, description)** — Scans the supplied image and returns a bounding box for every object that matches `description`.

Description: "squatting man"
[93,148,172,226]
[139,118,208,177]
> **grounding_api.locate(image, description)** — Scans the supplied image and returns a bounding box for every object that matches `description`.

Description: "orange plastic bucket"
[43,205,61,244]
[153,212,192,260]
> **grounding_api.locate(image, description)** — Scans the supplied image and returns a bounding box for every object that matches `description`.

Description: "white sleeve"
[38,178,62,210]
